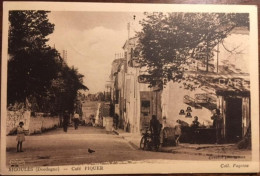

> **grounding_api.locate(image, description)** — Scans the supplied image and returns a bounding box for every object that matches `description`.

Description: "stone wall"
[29,116,60,134]
[6,110,60,135]
[6,110,30,135]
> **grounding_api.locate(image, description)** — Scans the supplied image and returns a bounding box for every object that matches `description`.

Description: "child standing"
[16,121,25,152]
[174,120,182,146]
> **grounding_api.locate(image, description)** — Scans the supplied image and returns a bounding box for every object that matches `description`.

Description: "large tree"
[8,11,57,104]
[8,11,87,113]
[8,11,54,55]
[136,12,249,89]
[51,64,87,114]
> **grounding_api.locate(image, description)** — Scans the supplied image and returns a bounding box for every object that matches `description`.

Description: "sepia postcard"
[1,2,259,175]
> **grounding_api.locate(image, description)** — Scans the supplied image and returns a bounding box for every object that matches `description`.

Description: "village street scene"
[5,10,252,167]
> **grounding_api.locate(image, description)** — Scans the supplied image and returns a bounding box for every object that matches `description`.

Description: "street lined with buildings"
[106,25,251,146]
[5,25,252,167]
[6,99,250,167]
[5,10,253,170]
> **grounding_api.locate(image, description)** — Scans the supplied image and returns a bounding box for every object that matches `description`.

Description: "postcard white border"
[1,2,259,175]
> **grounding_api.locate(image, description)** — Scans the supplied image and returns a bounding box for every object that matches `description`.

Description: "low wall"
[6,110,60,135]
[29,116,60,134]
[6,110,30,135]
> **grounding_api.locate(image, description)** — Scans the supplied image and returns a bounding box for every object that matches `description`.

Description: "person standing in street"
[211,108,223,144]
[63,110,70,132]
[174,120,182,146]
[150,115,161,147]
[161,116,170,146]
[190,116,200,144]
[89,114,95,126]
[74,112,80,130]
[114,113,119,130]
[16,121,25,152]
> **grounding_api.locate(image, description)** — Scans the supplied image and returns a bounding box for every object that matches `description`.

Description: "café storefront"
[216,89,250,143]
[161,75,251,145]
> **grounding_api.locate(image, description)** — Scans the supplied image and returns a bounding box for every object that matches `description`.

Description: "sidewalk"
[113,129,141,150]
[113,129,251,160]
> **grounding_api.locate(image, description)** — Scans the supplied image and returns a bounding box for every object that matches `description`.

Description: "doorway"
[225,98,242,143]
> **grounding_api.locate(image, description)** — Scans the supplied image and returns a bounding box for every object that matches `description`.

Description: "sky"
[47,11,143,94]
[46,11,249,95]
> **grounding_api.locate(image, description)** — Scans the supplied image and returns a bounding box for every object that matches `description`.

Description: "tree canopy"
[136,12,249,89]
[8,11,87,114]
[8,11,54,55]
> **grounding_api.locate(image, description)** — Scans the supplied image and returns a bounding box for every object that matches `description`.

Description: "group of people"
[189,108,224,144]
[187,108,223,144]
[149,115,181,147]
[147,108,224,148]
[62,111,81,132]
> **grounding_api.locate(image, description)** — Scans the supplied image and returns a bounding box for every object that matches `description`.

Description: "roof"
[182,71,250,96]
[216,89,250,97]
[122,37,138,49]
[110,58,126,78]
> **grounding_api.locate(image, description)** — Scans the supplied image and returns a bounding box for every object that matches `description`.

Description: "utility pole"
[206,36,209,72]
[216,42,219,73]
[127,22,130,43]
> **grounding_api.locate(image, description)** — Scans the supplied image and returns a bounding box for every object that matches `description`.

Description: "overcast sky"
[47,11,143,94]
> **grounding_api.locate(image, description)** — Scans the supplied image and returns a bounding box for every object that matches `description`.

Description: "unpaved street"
[6,126,207,167]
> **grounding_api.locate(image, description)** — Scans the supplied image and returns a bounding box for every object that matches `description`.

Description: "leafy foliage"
[8,11,87,114]
[136,12,249,89]
[8,11,54,55]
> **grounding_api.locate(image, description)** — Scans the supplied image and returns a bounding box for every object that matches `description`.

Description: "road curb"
[113,129,248,159]
[113,130,140,150]
[128,141,140,150]
[112,130,119,135]
[160,148,247,159]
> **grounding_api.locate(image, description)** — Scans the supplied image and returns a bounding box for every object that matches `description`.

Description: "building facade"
[110,27,250,143]
[161,27,250,143]
[110,37,161,133]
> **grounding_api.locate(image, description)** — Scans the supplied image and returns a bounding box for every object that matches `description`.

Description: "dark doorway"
[225,98,242,143]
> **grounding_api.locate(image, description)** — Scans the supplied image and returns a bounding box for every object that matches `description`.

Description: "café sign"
[138,75,150,84]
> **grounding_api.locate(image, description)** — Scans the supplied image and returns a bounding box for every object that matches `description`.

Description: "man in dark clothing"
[150,115,161,134]
[73,113,80,130]
[190,116,200,143]
[114,114,119,130]
[191,116,200,128]
[63,111,70,132]
[211,109,223,144]
[150,115,161,147]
